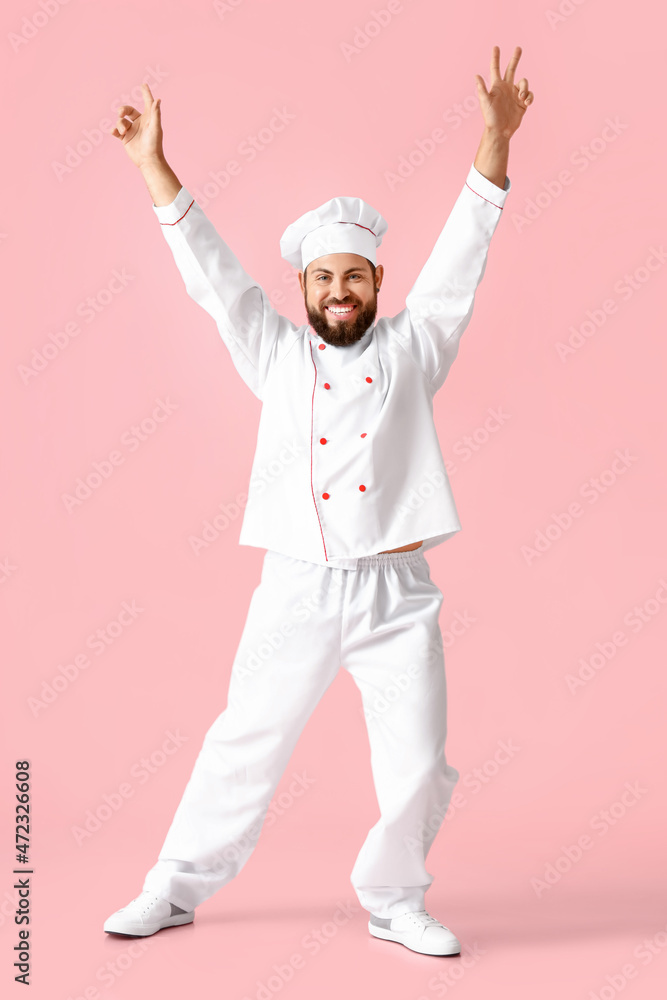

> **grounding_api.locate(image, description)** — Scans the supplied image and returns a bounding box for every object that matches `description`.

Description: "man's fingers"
[504,45,522,85]
[117,105,141,121]
[489,45,501,82]
[475,74,489,99]
[115,116,137,136]
[141,82,155,108]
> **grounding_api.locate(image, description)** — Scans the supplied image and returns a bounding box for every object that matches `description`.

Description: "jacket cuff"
[465,163,511,209]
[152,186,196,226]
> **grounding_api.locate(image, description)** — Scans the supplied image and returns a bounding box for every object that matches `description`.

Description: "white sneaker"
[368,909,461,956]
[104,891,194,937]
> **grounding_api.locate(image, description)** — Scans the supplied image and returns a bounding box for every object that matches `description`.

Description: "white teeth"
[327,306,355,314]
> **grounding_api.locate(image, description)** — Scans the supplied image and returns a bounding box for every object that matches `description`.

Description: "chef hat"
[280,195,388,271]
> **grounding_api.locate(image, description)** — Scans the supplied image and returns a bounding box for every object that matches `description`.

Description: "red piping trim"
[158,199,195,225]
[465,182,503,211]
[336,221,377,236]
[308,342,329,562]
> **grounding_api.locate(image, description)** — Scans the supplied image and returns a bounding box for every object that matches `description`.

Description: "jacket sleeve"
[153,186,301,400]
[390,163,511,394]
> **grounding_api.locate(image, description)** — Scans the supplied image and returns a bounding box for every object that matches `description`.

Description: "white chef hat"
[280,195,388,271]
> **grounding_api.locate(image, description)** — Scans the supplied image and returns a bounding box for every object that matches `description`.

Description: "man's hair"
[303,258,376,282]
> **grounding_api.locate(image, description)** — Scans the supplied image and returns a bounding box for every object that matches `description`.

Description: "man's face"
[298,253,384,347]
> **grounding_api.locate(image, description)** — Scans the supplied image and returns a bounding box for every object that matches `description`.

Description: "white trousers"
[142,547,459,919]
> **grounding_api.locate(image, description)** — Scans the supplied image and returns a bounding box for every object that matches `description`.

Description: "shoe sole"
[368,921,461,956]
[104,912,194,937]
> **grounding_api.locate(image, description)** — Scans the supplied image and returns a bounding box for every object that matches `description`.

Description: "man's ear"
[298,269,305,294]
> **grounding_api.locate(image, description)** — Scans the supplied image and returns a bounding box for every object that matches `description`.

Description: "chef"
[104,46,533,956]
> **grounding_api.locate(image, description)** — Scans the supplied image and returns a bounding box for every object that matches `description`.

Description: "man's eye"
[315,273,362,281]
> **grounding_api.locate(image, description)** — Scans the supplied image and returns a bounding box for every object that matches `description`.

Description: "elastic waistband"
[265,546,428,572]
[353,547,427,568]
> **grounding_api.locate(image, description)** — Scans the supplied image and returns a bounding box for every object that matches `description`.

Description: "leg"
[342,553,459,919]
[142,552,344,911]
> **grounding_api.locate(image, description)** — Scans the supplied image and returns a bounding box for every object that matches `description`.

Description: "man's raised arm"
[391,45,534,394]
[111,84,300,400]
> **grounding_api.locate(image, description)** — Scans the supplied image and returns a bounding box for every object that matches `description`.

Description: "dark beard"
[305,291,378,347]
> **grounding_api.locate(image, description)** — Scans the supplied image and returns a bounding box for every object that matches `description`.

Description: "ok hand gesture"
[475,46,534,140]
[111,83,165,168]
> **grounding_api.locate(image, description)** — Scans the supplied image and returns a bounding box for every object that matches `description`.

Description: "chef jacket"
[153,163,511,568]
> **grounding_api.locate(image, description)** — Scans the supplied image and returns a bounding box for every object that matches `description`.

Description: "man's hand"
[109,82,182,206]
[475,45,534,140]
[111,83,165,168]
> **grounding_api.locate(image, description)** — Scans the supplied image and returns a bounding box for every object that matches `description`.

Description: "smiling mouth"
[325,304,357,319]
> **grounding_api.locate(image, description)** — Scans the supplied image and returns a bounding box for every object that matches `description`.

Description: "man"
[103,46,533,956]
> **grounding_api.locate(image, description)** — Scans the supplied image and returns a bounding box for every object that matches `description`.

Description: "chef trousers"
[142,546,459,919]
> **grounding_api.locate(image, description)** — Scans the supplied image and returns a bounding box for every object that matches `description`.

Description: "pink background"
[2,1,666,997]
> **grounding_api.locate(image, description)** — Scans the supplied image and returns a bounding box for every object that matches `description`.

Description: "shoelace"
[407,910,444,928]
[128,892,160,914]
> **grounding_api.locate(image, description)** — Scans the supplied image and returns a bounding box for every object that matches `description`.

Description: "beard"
[304,289,378,347]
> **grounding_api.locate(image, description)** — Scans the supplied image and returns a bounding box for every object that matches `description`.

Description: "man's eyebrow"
[308,266,369,275]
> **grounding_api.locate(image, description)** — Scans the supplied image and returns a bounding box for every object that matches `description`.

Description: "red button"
[322,492,330,500]
[359,484,366,492]
[360,432,367,438]
[318,344,326,350]
[324,382,331,389]
[365,377,373,383]
[320,437,327,444]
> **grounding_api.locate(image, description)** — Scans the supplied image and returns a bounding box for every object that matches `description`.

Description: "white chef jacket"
[153,163,511,568]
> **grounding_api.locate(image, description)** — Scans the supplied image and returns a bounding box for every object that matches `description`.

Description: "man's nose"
[330,278,350,300]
